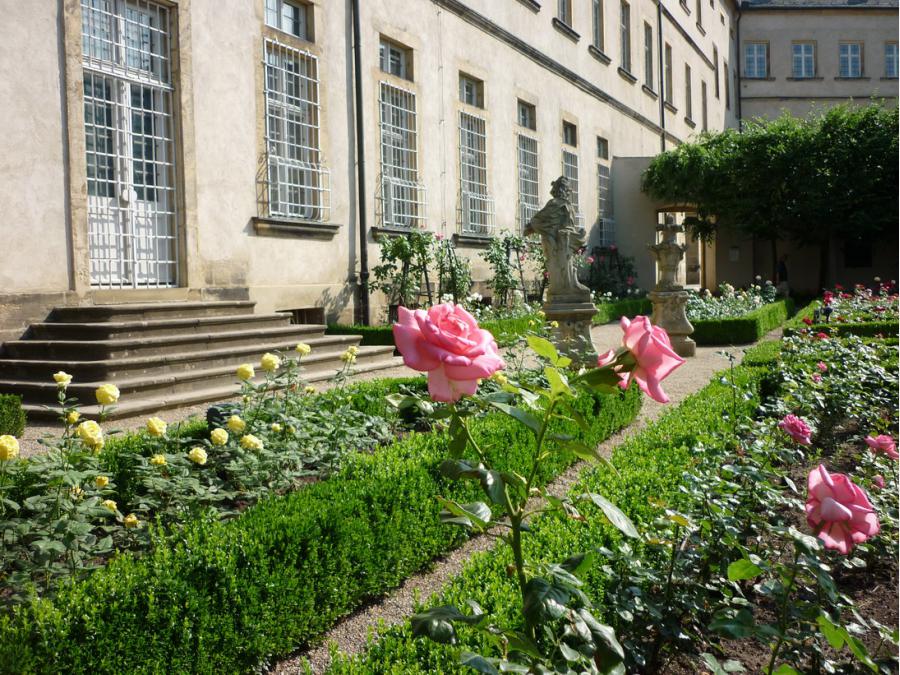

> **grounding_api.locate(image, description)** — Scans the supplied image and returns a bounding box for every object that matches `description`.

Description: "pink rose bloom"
[435,233,445,240]
[609,244,618,251]
[865,434,899,460]
[805,465,880,555]
[779,414,812,445]
[586,256,595,264]
[816,361,827,372]
[873,475,885,489]
[393,304,505,403]
[815,332,829,340]
[626,276,635,286]
[597,316,685,403]
[802,317,813,326]
[812,374,822,383]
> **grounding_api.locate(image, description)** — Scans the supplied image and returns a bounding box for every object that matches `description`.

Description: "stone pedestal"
[544,301,598,367]
[649,290,696,357]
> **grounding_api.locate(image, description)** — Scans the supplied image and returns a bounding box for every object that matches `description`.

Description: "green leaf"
[560,550,595,576]
[771,665,800,675]
[544,366,571,396]
[579,492,639,538]
[727,558,764,582]
[664,510,691,528]
[504,631,542,659]
[710,609,755,639]
[411,605,483,645]
[437,497,491,530]
[578,367,622,393]
[845,635,878,671]
[527,335,559,362]
[486,402,542,435]
[816,613,846,650]
[577,608,625,663]
[700,653,746,675]
[522,578,569,623]
[459,651,499,674]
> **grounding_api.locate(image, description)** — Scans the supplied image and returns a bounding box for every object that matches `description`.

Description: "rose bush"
[805,464,880,554]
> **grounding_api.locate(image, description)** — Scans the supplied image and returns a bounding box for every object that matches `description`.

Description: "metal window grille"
[378,82,426,229]
[562,149,583,228]
[839,43,861,77]
[792,43,815,78]
[886,43,899,78]
[597,163,615,247]
[516,134,539,232]
[458,112,494,235]
[81,0,178,289]
[263,39,330,221]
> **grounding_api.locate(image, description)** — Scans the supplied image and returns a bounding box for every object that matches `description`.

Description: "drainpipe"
[656,0,666,152]
[735,2,743,127]
[351,0,370,325]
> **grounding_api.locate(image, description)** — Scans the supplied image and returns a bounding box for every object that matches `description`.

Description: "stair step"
[50,301,256,323]
[29,313,292,340]
[0,334,365,381]
[3,324,330,360]
[19,353,404,420]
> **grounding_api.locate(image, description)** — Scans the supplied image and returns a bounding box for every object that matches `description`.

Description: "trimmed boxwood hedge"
[328,314,539,348]
[0,393,26,436]
[592,298,652,324]
[690,298,794,345]
[0,380,640,674]
[327,342,781,674]
[782,301,898,339]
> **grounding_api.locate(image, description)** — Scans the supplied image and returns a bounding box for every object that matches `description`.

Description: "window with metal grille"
[562,149,582,227]
[378,82,426,229]
[620,1,631,72]
[458,112,494,235]
[592,0,604,50]
[643,22,653,86]
[792,42,815,78]
[81,0,178,289]
[597,163,615,247]
[265,0,309,40]
[886,42,899,78]
[263,39,329,221]
[517,133,539,232]
[839,42,862,78]
[744,42,768,78]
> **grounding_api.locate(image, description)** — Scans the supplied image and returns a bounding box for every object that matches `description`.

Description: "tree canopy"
[641,103,898,284]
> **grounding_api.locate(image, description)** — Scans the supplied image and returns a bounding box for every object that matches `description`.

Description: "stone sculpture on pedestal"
[525,176,598,365]
[647,222,696,357]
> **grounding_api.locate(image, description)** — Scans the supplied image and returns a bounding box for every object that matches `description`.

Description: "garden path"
[271,326,771,674]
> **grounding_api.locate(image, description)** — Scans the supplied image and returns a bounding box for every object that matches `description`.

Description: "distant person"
[776,254,789,296]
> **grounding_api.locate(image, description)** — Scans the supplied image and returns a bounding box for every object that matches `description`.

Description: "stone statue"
[648,222,696,357]
[524,176,598,366]
[524,176,591,304]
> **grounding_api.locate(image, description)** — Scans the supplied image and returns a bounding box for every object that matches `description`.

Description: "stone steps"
[0,301,403,420]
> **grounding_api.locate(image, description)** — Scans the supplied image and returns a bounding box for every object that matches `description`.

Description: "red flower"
[815,332,829,340]
[802,317,813,326]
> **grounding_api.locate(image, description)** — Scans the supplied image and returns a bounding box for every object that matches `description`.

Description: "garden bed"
[591,297,652,325]
[691,298,794,345]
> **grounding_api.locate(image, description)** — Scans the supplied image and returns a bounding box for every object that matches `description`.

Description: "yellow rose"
[123,513,140,529]
[537,311,546,319]
[101,499,117,512]
[76,420,103,449]
[348,345,360,355]
[210,428,229,446]
[146,417,167,437]
[340,349,357,364]
[303,385,316,395]
[240,434,263,451]
[0,435,20,461]
[95,383,120,406]
[549,321,559,328]
[149,454,167,466]
[270,423,283,433]
[188,447,208,465]
[95,475,109,489]
[295,342,312,356]
[69,486,84,500]
[236,363,255,381]
[66,411,81,425]
[53,371,73,388]
[226,415,246,434]
[491,372,509,386]
[260,352,281,373]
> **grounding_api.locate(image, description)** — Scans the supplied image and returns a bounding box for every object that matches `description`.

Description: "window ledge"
[516,0,542,11]
[684,116,697,128]
[642,84,658,99]
[588,45,612,65]
[453,232,493,248]
[370,226,422,240]
[786,76,824,81]
[696,23,706,35]
[664,101,678,114]
[680,1,691,14]
[552,18,580,42]
[617,67,638,84]
[743,76,776,81]
[834,76,870,80]
[881,75,899,80]
[252,217,339,239]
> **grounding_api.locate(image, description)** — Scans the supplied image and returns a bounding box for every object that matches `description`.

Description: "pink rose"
[393,304,505,402]
[806,465,879,555]
[586,256,595,264]
[609,244,618,251]
[802,317,813,326]
[873,475,885,489]
[815,332,829,340]
[601,316,684,403]
[779,414,812,445]
[626,276,635,286]
[816,361,827,372]
[865,434,898,460]
[812,374,822,383]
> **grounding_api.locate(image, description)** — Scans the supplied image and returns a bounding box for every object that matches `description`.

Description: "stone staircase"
[0,301,400,420]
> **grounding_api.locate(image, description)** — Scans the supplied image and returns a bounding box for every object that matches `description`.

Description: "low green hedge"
[0,382,640,673]
[327,344,780,673]
[782,302,898,339]
[0,394,26,436]
[592,298,652,324]
[690,298,794,345]
[328,314,540,348]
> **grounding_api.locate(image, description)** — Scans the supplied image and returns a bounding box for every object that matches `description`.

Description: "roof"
[741,0,898,9]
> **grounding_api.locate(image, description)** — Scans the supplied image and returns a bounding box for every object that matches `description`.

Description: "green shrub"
[690,298,794,345]
[0,384,640,674]
[592,298,652,324]
[783,300,899,339]
[0,394,25,436]
[328,315,540,348]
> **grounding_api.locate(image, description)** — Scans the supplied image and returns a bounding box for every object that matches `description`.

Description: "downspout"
[735,2,743,127]
[351,0,370,325]
[656,0,666,152]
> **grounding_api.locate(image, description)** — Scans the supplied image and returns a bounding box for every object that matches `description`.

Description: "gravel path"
[271,326,762,674]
